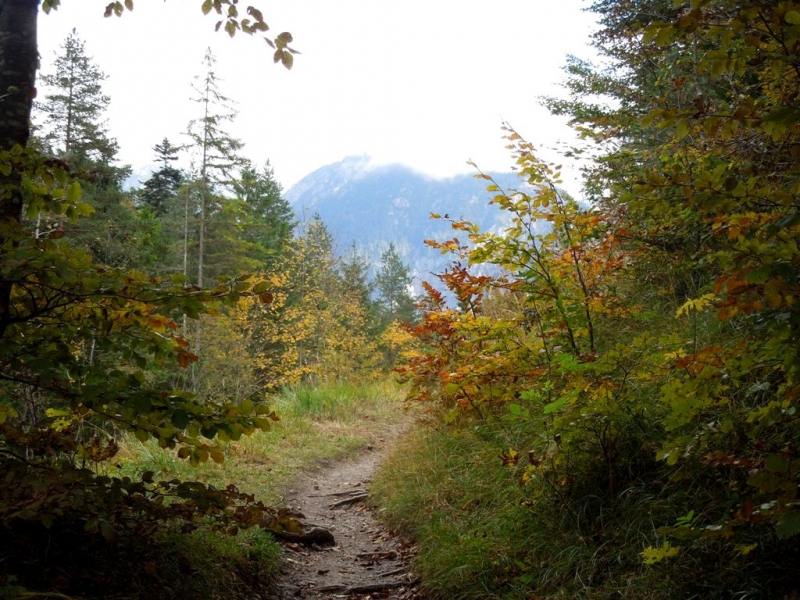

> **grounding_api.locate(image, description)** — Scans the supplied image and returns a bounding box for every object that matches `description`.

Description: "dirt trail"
[268,432,422,599]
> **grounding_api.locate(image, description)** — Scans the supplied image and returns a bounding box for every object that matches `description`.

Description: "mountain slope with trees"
[285,156,523,283]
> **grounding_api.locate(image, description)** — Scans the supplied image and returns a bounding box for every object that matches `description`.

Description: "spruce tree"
[36,29,121,181]
[340,243,374,309]
[340,242,380,337]
[376,243,417,325]
[140,138,183,216]
[233,161,294,268]
[185,48,246,286]
[35,29,136,267]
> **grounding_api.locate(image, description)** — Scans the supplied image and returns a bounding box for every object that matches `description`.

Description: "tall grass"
[371,421,677,600]
[372,412,800,599]
[274,379,399,422]
[116,378,404,498]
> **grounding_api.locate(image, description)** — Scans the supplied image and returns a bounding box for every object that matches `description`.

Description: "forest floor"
[266,424,424,600]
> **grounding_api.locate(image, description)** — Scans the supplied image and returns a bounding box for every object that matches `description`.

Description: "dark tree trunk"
[0,0,39,337]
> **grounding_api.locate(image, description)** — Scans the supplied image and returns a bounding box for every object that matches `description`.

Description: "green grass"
[371,415,800,600]
[115,379,403,501]
[372,423,544,600]
[275,379,374,420]
[370,421,676,600]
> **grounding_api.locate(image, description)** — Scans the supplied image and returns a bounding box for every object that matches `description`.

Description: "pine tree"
[36,29,121,181]
[140,138,183,216]
[185,48,247,287]
[376,242,417,325]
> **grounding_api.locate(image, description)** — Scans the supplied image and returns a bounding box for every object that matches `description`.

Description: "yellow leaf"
[676,293,719,317]
[737,543,758,555]
[641,542,681,564]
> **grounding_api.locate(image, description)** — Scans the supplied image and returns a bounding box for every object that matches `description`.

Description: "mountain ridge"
[285,156,523,286]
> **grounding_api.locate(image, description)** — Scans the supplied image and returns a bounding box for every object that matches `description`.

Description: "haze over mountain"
[285,156,524,287]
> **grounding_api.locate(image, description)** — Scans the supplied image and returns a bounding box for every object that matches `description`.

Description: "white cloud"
[36,1,598,194]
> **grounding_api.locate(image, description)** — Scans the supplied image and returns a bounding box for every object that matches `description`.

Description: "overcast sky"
[37,1,598,193]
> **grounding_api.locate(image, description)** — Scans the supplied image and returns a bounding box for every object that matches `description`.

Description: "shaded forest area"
[2,0,800,599]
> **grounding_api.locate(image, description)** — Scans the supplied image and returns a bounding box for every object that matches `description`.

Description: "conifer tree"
[376,242,417,325]
[185,48,246,287]
[34,29,137,268]
[140,138,183,216]
[340,243,374,310]
[36,29,121,181]
[233,161,294,268]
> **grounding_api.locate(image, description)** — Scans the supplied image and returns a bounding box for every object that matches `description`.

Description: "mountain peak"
[286,157,522,288]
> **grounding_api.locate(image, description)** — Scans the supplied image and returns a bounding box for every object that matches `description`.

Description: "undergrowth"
[2,379,404,600]
[371,419,798,600]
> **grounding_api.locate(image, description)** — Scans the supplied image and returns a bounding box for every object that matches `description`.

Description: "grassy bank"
[116,379,402,503]
[370,419,768,600]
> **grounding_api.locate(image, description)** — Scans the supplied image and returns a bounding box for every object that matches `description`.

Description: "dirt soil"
[267,431,424,600]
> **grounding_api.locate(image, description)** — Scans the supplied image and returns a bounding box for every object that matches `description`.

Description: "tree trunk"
[0,0,39,338]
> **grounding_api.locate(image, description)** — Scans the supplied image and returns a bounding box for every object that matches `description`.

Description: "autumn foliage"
[396,1,800,596]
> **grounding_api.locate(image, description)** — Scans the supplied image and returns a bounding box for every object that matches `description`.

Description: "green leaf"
[785,10,800,24]
[676,119,690,140]
[642,24,659,45]
[99,520,115,540]
[201,0,213,15]
[252,280,270,294]
[655,25,675,46]
[765,453,789,473]
[253,417,272,430]
[171,409,190,429]
[66,181,81,203]
[201,425,218,439]
[543,395,568,415]
[776,512,800,539]
[227,423,243,441]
